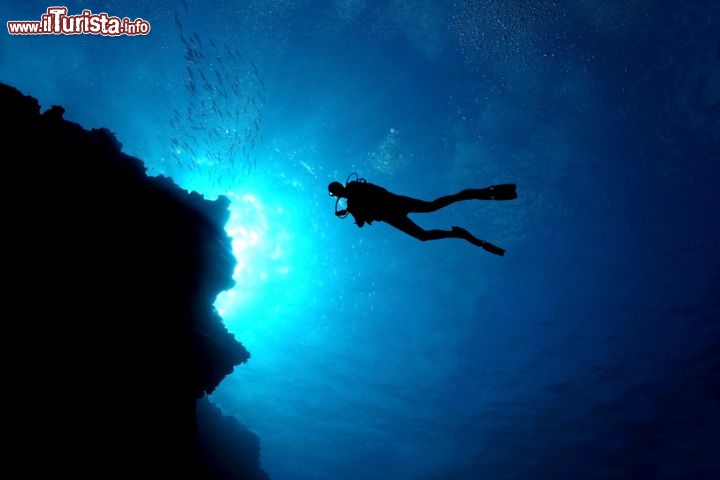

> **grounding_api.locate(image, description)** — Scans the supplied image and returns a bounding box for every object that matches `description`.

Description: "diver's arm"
[352,213,366,228]
[345,190,375,228]
[349,209,373,228]
[335,208,364,226]
[345,198,365,227]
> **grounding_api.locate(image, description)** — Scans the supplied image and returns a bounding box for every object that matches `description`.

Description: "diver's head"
[328,181,345,197]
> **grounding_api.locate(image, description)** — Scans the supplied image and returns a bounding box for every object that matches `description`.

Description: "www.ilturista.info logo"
[7,7,150,36]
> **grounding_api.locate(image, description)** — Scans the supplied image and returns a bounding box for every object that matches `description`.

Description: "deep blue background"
[3,1,718,479]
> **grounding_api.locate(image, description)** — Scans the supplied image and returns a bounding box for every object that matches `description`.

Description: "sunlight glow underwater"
[215,191,279,315]
[210,174,315,351]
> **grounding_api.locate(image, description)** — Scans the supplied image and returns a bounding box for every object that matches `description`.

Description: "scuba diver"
[328,174,517,256]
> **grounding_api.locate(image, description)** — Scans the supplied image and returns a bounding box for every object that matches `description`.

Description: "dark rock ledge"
[1,82,269,479]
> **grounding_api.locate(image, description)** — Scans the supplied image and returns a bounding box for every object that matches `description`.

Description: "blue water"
[3,1,718,479]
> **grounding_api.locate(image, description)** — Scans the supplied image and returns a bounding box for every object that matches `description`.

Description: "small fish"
[300,160,317,177]
[224,43,234,59]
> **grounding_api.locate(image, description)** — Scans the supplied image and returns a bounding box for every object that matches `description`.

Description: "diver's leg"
[395,184,517,215]
[383,215,465,242]
[394,193,471,214]
[384,216,505,255]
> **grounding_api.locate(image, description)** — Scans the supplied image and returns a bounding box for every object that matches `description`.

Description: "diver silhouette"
[328,174,517,256]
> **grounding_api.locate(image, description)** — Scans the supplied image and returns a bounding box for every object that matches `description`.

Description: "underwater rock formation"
[1,82,267,479]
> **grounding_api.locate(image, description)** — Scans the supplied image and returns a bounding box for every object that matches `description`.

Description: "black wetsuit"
[341,180,516,256]
[344,180,394,227]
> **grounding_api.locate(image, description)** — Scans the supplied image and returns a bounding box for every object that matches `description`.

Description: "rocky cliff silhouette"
[1,82,269,479]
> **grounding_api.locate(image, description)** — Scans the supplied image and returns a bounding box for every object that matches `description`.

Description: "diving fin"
[463,184,517,201]
[451,226,506,256]
[479,240,505,256]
